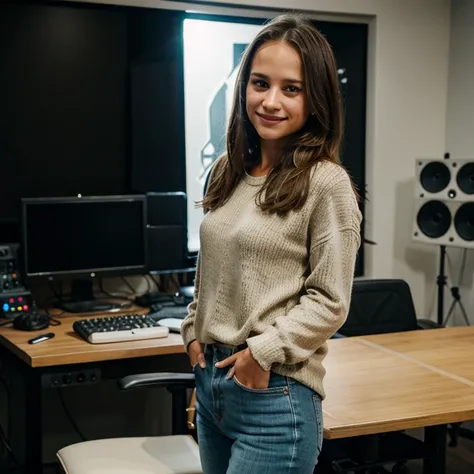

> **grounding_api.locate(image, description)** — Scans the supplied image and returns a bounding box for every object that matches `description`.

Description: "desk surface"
[360,326,474,383]
[323,327,474,439]
[0,309,185,368]
[2,315,474,441]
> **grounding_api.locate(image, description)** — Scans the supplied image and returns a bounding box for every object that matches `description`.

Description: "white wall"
[70,0,454,312]
[445,0,474,324]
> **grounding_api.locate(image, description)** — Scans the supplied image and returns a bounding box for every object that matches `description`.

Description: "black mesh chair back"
[340,279,419,337]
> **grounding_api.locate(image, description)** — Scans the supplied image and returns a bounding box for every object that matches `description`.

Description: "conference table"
[1,310,473,474]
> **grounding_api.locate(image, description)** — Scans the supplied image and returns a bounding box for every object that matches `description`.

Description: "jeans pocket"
[312,394,324,456]
[233,375,288,395]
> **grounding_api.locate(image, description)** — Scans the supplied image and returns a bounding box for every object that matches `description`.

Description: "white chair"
[56,373,202,474]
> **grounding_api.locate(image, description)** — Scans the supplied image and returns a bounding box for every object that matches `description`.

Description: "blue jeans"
[193,344,323,474]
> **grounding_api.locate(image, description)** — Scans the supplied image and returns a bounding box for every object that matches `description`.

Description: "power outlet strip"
[42,368,101,388]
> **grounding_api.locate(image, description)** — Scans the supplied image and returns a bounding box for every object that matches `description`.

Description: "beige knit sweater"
[181,158,362,399]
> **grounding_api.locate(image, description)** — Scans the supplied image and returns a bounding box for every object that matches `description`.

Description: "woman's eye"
[252,80,268,88]
[285,85,301,93]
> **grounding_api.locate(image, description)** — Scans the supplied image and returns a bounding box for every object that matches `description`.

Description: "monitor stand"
[56,279,123,314]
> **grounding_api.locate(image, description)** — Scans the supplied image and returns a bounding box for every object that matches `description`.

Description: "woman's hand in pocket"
[188,340,206,369]
[216,348,270,389]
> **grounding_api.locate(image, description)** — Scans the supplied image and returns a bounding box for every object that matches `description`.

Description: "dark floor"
[407,426,474,474]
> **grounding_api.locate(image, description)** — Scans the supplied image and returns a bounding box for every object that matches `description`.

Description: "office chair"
[319,278,442,474]
[448,422,474,448]
[56,373,202,474]
[337,278,441,337]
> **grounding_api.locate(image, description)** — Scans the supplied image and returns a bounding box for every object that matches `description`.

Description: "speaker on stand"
[412,154,474,326]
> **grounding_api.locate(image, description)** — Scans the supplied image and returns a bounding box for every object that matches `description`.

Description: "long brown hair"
[202,13,344,214]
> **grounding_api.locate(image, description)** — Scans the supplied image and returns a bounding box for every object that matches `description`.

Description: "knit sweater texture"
[181,158,362,399]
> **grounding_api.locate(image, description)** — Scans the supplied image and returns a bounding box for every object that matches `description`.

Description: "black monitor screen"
[22,196,147,277]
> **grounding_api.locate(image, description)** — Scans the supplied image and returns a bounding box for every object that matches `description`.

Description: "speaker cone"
[454,203,474,241]
[456,163,474,195]
[417,201,451,238]
[420,162,450,193]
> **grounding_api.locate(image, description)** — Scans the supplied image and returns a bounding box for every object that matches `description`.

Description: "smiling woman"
[201,13,345,215]
[246,41,310,175]
[181,12,362,474]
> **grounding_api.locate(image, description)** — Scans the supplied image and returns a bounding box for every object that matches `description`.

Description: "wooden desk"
[2,319,474,474]
[0,308,187,474]
[0,312,185,368]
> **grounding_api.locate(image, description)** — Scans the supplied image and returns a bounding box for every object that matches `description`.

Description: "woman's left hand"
[215,348,271,389]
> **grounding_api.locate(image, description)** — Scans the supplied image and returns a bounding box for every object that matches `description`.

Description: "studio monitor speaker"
[413,158,474,248]
[147,226,186,271]
[146,192,188,271]
[147,192,187,226]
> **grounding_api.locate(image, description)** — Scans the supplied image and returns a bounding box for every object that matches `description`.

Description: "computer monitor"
[21,195,147,313]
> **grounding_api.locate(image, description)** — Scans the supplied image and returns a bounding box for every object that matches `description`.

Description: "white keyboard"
[89,326,169,344]
[73,314,170,344]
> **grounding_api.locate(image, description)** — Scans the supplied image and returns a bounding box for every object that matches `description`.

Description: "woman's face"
[246,41,310,146]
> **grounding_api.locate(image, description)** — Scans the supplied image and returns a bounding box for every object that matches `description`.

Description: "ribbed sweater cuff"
[247,329,284,371]
[181,325,196,354]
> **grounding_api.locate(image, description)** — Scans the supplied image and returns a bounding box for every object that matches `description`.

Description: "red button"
[18,297,23,302]
[23,305,29,311]
[9,298,14,303]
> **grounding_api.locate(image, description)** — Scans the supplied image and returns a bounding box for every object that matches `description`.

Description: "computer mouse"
[157,318,183,333]
[13,312,50,331]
